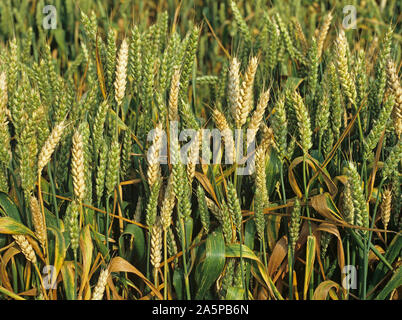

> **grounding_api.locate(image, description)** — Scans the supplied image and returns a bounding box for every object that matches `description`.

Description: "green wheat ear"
[289,198,301,255]
[197,185,210,234]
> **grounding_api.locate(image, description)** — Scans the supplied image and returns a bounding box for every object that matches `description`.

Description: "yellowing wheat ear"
[91,268,110,300]
[228,57,241,117]
[147,123,163,188]
[236,56,259,128]
[386,59,402,137]
[13,235,37,264]
[168,67,181,122]
[0,72,7,109]
[114,38,129,106]
[38,120,66,175]
[381,188,392,230]
[29,195,46,249]
[150,220,163,269]
[317,11,333,58]
[161,174,176,231]
[213,109,235,163]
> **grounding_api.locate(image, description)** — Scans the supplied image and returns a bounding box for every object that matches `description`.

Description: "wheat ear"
[0,72,7,109]
[71,129,86,201]
[147,123,163,188]
[37,120,66,175]
[13,235,37,264]
[236,56,258,128]
[317,12,333,58]
[114,38,129,106]
[29,195,46,249]
[228,57,241,117]
[386,59,402,137]
[150,219,163,269]
[186,130,201,183]
[213,109,235,163]
[380,188,392,230]
[91,268,109,300]
[168,67,181,122]
[161,174,176,230]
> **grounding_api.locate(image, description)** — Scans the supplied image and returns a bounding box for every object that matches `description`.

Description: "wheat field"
[0,0,401,301]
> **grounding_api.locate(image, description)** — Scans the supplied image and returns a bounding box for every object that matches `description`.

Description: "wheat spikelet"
[342,182,355,225]
[0,71,7,109]
[13,235,37,264]
[205,197,222,224]
[168,67,181,122]
[197,185,210,234]
[381,188,392,230]
[213,109,235,163]
[150,220,163,269]
[317,11,333,58]
[37,120,66,175]
[227,181,242,233]
[383,140,402,180]
[228,57,241,117]
[347,162,369,232]
[186,130,201,183]
[146,123,163,188]
[260,123,274,153]
[254,146,268,241]
[293,91,312,153]
[292,18,308,54]
[248,89,270,132]
[386,59,402,137]
[91,268,109,300]
[289,199,301,254]
[255,146,269,206]
[0,111,11,165]
[247,89,270,150]
[71,129,86,201]
[334,29,356,106]
[114,38,129,106]
[236,56,258,128]
[213,109,230,132]
[161,174,176,230]
[29,195,46,249]
[0,71,11,166]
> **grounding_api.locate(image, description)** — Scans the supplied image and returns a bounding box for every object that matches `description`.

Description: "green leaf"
[283,76,304,91]
[265,148,281,197]
[79,224,93,298]
[225,243,259,261]
[375,266,402,300]
[0,192,22,223]
[91,228,110,262]
[44,206,61,230]
[195,230,225,299]
[266,212,281,251]
[119,224,145,264]
[60,261,75,300]
[225,287,245,300]
[0,285,25,300]
[369,234,402,298]
[0,217,36,238]
[53,29,66,54]
[225,243,284,300]
[303,235,316,300]
[244,219,256,251]
[173,267,185,300]
[48,227,67,290]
